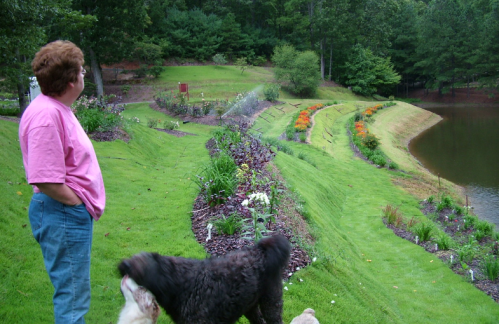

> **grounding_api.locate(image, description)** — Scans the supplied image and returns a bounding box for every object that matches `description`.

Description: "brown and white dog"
[118,274,161,324]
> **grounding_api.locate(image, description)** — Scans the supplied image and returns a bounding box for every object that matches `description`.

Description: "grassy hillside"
[1,67,498,323]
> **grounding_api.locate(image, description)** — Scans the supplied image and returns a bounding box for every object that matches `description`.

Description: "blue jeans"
[29,192,93,324]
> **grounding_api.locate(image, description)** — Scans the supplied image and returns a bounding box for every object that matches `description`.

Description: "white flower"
[241,199,249,207]
[284,286,288,291]
[312,257,317,262]
[331,300,335,304]
[299,278,303,282]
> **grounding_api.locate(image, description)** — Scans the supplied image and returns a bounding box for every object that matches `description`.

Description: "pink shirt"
[19,94,106,220]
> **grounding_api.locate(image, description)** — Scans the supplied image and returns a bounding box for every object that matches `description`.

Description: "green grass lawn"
[2,67,499,323]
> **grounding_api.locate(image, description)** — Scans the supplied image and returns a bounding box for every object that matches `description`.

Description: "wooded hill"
[1,0,499,106]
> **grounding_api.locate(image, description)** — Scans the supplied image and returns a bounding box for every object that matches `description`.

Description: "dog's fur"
[118,275,161,324]
[290,308,320,324]
[118,235,291,324]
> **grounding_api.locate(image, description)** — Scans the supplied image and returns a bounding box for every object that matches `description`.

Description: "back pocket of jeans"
[29,198,44,231]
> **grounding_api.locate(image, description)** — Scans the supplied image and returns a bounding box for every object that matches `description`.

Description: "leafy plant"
[362,132,380,150]
[195,153,238,206]
[382,204,401,225]
[212,53,227,66]
[436,194,454,211]
[412,222,433,242]
[149,66,165,78]
[147,118,159,128]
[263,83,281,102]
[482,255,499,281]
[435,232,454,250]
[121,84,131,97]
[241,192,273,242]
[213,213,243,235]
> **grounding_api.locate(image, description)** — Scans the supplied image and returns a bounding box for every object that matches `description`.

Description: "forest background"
[1,0,499,109]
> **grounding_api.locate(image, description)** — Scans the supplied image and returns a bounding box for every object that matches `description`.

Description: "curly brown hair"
[31,40,84,97]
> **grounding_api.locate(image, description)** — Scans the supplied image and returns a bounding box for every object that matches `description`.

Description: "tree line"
[1,0,498,110]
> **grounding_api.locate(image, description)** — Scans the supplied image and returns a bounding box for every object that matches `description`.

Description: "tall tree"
[0,0,76,113]
[69,0,149,96]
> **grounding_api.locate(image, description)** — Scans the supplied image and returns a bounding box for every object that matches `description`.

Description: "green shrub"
[370,154,386,167]
[464,214,478,230]
[412,222,433,242]
[436,194,454,211]
[149,66,165,78]
[213,213,243,235]
[482,255,499,281]
[475,220,494,237]
[263,83,281,102]
[427,195,435,204]
[435,232,454,250]
[299,132,307,142]
[361,132,379,150]
[195,153,238,206]
[147,118,159,128]
[163,120,179,130]
[134,64,149,78]
[388,161,398,169]
[0,103,20,116]
[457,243,478,263]
[382,204,401,226]
[213,53,227,66]
[251,56,267,66]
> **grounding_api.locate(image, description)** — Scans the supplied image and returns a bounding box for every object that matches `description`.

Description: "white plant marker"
[415,236,419,245]
[469,269,474,281]
[435,244,438,251]
[206,223,213,241]
[450,255,454,264]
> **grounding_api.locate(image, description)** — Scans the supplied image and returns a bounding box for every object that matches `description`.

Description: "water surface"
[409,106,499,227]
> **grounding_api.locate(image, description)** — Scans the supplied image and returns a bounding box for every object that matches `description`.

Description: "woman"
[18,40,106,324]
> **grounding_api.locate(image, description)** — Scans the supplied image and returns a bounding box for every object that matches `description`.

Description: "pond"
[408,105,499,228]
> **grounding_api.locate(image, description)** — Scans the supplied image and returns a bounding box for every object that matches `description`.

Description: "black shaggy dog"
[118,235,291,324]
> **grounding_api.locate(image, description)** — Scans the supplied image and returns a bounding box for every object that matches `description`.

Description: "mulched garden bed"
[384,202,499,303]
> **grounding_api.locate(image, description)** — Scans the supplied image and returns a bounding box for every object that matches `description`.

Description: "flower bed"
[285,103,325,142]
[349,102,397,169]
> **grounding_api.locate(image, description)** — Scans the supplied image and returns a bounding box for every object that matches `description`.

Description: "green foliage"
[263,83,281,102]
[148,66,165,78]
[361,132,380,150]
[382,204,401,225]
[162,120,179,130]
[195,153,238,206]
[213,213,243,235]
[272,44,321,96]
[436,194,454,212]
[213,53,228,66]
[0,103,20,116]
[146,118,158,128]
[435,232,454,250]
[482,255,499,281]
[234,57,250,74]
[72,95,124,133]
[132,38,163,65]
[343,44,401,97]
[412,222,433,242]
[121,85,131,97]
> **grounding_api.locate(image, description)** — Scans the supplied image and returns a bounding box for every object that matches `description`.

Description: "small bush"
[427,195,435,204]
[263,83,281,102]
[371,154,386,167]
[149,66,165,78]
[0,103,20,116]
[299,132,307,142]
[412,222,433,242]
[482,255,499,281]
[213,213,243,235]
[361,132,379,150]
[388,161,398,169]
[436,194,454,211]
[195,153,238,206]
[435,232,454,250]
[163,120,179,130]
[382,205,401,225]
[475,220,494,237]
[213,53,227,66]
[147,118,159,128]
